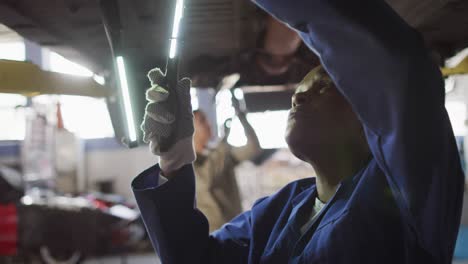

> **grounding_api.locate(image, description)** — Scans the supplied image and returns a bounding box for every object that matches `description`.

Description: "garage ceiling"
[0,0,467,80]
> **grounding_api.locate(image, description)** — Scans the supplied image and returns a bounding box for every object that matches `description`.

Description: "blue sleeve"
[254,0,464,262]
[132,164,251,264]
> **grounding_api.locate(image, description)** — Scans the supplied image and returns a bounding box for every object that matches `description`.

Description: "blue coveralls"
[132,0,464,263]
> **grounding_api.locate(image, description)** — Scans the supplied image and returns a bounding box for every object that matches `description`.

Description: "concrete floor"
[83,254,160,264]
[83,255,468,264]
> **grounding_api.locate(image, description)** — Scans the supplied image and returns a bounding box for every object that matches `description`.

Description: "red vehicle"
[0,166,150,264]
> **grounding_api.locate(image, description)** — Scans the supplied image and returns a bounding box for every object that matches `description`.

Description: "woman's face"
[285,65,364,162]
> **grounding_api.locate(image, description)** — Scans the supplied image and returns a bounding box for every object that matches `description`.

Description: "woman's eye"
[318,86,328,94]
[315,79,332,95]
[315,81,329,94]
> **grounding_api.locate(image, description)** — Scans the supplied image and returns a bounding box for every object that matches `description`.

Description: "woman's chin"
[285,124,308,147]
[286,133,305,159]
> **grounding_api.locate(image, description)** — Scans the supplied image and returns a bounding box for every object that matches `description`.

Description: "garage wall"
[84,139,157,200]
[0,138,158,201]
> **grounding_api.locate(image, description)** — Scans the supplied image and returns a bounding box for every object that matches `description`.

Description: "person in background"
[134,0,464,262]
[193,108,261,231]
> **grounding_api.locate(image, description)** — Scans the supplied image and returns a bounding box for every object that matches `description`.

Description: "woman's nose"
[292,92,308,107]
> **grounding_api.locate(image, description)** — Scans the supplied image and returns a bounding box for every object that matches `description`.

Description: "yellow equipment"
[441,55,468,77]
[0,59,110,97]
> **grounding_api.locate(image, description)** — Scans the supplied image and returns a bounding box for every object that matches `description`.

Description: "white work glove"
[140,68,195,173]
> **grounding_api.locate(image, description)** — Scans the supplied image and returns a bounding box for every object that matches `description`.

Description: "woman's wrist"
[159,136,195,178]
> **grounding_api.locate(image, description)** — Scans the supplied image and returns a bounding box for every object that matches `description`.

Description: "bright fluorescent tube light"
[169,0,184,59]
[116,56,137,142]
[169,40,178,59]
[171,0,184,39]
